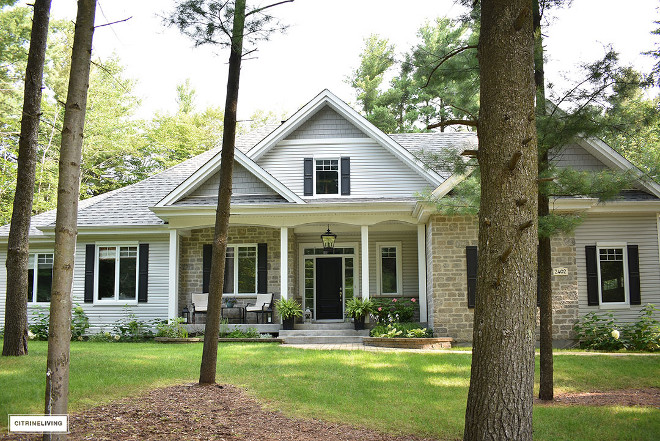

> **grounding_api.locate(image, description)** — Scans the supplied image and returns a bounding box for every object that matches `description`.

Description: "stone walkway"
[280,343,660,356]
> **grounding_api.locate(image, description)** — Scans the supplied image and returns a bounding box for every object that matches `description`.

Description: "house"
[1,89,659,343]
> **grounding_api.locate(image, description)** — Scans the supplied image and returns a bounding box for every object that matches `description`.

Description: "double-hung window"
[377,243,402,295]
[316,159,339,195]
[224,245,257,294]
[596,244,628,305]
[27,253,53,303]
[96,245,138,302]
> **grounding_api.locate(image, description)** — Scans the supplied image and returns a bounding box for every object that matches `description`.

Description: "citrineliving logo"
[8,415,69,433]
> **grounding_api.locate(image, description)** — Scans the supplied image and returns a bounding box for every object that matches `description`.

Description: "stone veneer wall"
[427,214,578,343]
[178,226,298,314]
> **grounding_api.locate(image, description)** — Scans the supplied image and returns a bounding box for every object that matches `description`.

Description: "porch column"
[417,224,428,323]
[361,225,369,300]
[168,229,179,320]
[280,227,288,300]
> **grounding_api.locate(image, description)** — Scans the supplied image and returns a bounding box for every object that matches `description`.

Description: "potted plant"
[224,296,236,308]
[275,298,303,330]
[345,297,375,330]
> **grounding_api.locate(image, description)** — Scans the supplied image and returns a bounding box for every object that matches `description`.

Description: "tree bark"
[2,0,52,357]
[199,0,245,385]
[44,2,96,440]
[534,0,554,402]
[464,1,538,440]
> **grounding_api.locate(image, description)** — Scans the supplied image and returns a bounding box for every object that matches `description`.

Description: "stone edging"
[363,337,454,349]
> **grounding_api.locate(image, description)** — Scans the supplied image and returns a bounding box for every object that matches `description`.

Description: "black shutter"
[138,244,149,303]
[585,246,599,306]
[303,158,313,196]
[257,243,268,293]
[202,244,212,293]
[466,246,477,309]
[84,244,95,303]
[341,157,350,195]
[627,244,641,305]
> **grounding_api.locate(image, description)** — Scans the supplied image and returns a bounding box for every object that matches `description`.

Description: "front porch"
[170,219,429,328]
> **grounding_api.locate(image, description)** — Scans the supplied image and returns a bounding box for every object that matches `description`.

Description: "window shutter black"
[303,158,313,196]
[627,244,641,305]
[84,244,95,303]
[138,244,149,303]
[202,244,212,293]
[341,157,350,195]
[466,246,477,309]
[257,243,268,293]
[585,246,599,306]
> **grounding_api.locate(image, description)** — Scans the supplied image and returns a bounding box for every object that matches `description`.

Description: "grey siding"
[551,143,608,171]
[184,163,279,199]
[286,105,367,140]
[259,141,433,198]
[575,214,660,322]
[0,235,172,333]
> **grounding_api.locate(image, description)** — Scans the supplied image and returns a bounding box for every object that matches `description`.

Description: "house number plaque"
[553,267,568,276]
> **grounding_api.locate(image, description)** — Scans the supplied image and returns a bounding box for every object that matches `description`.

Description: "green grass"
[0,340,658,440]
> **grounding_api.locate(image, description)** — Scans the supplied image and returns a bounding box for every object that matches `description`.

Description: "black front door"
[316,257,343,319]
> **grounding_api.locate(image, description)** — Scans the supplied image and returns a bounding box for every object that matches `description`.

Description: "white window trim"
[27,252,54,305]
[311,157,341,198]
[94,243,139,304]
[376,242,403,296]
[595,241,630,309]
[225,243,259,296]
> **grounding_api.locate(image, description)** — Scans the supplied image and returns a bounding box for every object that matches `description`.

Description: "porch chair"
[244,293,273,324]
[191,293,208,324]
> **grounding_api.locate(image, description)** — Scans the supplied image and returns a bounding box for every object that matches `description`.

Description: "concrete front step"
[294,322,358,330]
[279,329,369,337]
[282,335,366,345]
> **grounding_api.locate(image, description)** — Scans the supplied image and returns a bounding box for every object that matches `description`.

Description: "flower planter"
[353,316,365,330]
[363,337,454,350]
[282,317,295,330]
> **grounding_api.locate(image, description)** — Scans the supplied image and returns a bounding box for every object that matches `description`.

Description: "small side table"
[221,305,245,323]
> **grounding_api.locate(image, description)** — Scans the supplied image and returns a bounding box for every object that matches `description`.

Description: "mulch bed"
[535,388,660,408]
[2,384,438,441]
[4,386,659,440]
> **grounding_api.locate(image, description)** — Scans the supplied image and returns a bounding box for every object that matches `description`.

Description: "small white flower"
[27,331,35,340]
[611,329,620,340]
[114,335,120,341]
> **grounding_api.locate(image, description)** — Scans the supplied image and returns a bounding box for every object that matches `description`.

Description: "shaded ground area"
[4,385,659,440]
[535,388,660,407]
[3,384,439,441]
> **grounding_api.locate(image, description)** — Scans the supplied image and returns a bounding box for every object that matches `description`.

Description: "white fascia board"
[577,137,660,198]
[37,224,170,236]
[156,148,304,207]
[431,167,475,199]
[248,89,444,187]
[551,197,660,213]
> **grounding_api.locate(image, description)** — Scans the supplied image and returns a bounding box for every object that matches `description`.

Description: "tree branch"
[427,119,478,130]
[423,44,477,88]
[95,16,132,29]
[246,0,294,17]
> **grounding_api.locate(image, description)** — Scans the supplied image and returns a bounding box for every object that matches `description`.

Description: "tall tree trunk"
[44,2,96,439]
[534,0,554,402]
[2,0,52,357]
[199,0,245,385]
[464,1,538,440]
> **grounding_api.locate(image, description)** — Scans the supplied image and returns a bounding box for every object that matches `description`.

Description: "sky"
[39,0,660,121]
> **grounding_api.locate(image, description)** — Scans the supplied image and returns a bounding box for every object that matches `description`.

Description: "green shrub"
[155,318,189,338]
[345,297,375,319]
[88,331,120,342]
[28,308,50,340]
[370,322,432,338]
[371,297,417,323]
[71,305,90,340]
[275,298,303,319]
[225,327,260,338]
[113,312,153,341]
[573,304,660,351]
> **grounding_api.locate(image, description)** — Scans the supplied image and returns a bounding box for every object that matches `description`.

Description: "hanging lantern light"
[321,225,337,254]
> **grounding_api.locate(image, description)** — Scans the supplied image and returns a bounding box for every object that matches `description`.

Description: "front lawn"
[0,340,658,440]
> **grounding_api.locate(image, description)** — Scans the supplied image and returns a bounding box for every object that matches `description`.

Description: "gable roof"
[246,89,446,186]
[156,148,304,207]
